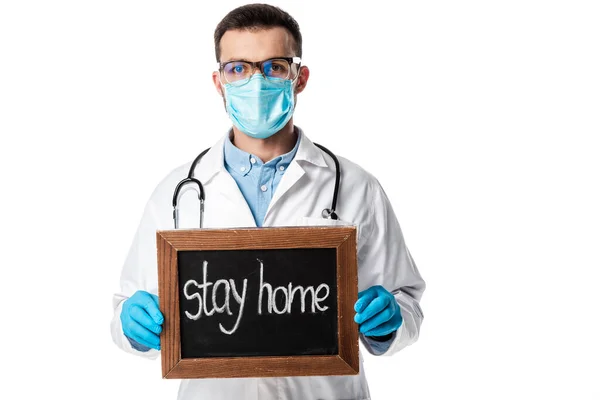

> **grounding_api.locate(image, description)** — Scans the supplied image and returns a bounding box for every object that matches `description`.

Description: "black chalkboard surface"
[156,226,358,379]
[178,248,338,358]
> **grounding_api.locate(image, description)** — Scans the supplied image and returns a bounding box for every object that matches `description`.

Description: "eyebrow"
[222,58,252,63]
[221,56,291,63]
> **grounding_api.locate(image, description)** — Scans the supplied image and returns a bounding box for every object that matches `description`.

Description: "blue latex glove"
[354,285,402,337]
[120,290,164,350]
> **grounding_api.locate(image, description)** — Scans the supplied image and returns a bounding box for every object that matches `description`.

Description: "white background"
[1,0,599,399]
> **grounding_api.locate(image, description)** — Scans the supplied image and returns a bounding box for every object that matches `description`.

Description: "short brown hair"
[214,3,302,62]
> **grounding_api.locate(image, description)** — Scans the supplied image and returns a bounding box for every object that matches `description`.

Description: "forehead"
[219,27,296,63]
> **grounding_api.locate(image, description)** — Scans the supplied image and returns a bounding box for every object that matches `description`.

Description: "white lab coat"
[110,126,426,400]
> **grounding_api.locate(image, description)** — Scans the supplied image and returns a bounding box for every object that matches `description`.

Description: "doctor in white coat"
[110,4,426,400]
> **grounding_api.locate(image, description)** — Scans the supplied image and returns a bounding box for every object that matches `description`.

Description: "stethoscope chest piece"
[322,208,338,220]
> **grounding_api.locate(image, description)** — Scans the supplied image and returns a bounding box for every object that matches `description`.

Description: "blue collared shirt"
[223,132,301,227]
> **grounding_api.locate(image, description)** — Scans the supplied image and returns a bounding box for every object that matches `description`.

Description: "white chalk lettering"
[183,279,203,320]
[201,261,215,317]
[258,259,272,315]
[182,261,247,335]
[314,283,330,312]
[289,284,315,313]
[220,279,247,335]
[183,258,332,335]
[212,279,232,315]
[272,286,288,315]
[257,262,330,315]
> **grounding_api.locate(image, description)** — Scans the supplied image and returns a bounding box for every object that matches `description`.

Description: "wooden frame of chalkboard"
[156,226,358,379]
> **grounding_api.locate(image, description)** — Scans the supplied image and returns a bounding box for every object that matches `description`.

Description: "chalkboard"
[178,248,338,358]
[156,226,358,379]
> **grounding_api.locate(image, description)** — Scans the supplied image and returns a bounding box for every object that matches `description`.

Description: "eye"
[266,64,282,73]
[263,60,289,77]
[224,62,250,76]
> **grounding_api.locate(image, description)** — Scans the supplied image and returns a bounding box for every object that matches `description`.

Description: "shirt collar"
[223,132,254,176]
[194,126,328,183]
[223,127,306,176]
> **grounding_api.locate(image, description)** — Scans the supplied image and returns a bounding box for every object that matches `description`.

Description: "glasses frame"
[217,57,302,85]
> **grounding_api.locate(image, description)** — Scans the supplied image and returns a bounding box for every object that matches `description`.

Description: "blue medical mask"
[223,74,295,139]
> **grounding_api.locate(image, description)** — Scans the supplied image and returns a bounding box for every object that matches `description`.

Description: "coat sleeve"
[357,176,426,357]
[109,188,164,360]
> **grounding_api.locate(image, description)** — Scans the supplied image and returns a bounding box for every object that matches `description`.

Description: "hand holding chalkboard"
[354,285,403,337]
[120,290,163,351]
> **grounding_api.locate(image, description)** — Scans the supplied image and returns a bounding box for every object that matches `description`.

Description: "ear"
[212,71,224,97]
[294,65,310,94]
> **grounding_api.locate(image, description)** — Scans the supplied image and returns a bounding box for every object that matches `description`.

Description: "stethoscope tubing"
[172,143,339,228]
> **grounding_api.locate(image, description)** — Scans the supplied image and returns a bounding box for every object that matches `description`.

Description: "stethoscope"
[172,142,340,229]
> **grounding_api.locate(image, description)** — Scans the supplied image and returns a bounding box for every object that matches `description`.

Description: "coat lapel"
[264,128,329,221]
[192,127,329,228]
[193,133,257,227]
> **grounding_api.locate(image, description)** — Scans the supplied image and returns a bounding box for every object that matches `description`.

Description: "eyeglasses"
[218,57,302,85]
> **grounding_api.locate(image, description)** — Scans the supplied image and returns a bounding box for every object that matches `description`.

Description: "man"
[111,3,425,399]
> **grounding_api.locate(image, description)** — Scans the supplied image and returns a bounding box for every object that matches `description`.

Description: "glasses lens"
[262,59,291,79]
[223,61,252,83]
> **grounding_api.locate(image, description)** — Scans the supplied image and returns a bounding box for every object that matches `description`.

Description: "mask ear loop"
[288,63,302,113]
[216,64,227,96]
[291,62,302,89]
